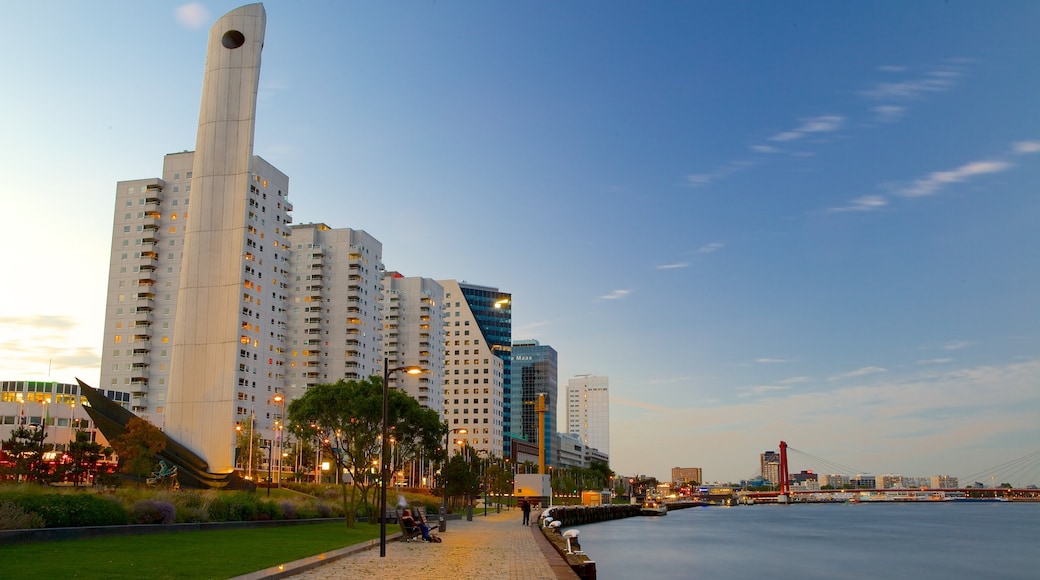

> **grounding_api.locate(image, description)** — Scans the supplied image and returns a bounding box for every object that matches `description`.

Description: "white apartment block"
[286,224,384,399]
[566,375,610,456]
[438,280,505,458]
[99,153,293,443]
[382,273,445,415]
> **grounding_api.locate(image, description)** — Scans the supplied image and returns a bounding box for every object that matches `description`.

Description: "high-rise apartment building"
[383,273,445,414]
[286,224,384,399]
[566,375,610,456]
[511,340,557,466]
[438,281,510,457]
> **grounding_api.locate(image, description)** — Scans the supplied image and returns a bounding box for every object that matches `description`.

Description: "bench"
[396,507,424,542]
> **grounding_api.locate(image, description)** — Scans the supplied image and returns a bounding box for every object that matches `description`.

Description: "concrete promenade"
[235,508,580,580]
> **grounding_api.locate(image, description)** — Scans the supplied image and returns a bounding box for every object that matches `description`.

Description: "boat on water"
[641,497,668,516]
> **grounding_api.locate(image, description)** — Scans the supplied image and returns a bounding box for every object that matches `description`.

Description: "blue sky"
[2,1,1038,484]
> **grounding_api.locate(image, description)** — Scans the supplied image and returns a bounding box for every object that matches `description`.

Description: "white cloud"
[1012,141,1040,154]
[739,385,790,397]
[755,358,790,364]
[780,376,810,384]
[750,144,781,154]
[860,66,962,100]
[656,262,689,270]
[918,358,953,365]
[697,242,724,254]
[944,341,974,351]
[769,115,844,142]
[598,289,631,301]
[828,366,887,381]
[826,195,888,213]
[175,3,210,29]
[873,105,906,123]
[898,160,1013,198]
[684,160,754,188]
[878,65,908,72]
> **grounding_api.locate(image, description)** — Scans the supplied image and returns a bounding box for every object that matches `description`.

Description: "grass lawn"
[0,521,382,579]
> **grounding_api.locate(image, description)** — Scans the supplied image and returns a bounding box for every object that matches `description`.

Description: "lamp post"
[380,359,423,558]
[441,424,468,531]
[265,442,273,497]
[273,392,285,487]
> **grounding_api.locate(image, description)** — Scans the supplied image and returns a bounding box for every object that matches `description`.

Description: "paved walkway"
[236,508,578,580]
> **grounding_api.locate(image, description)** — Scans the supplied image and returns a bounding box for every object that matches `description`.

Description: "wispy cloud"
[750,144,781,154]
[696,242,724,254]
[597,289,631,301]
[768,115,845,142]
[656,262,689,270]
[872,105,906,123]
[738,385,790,397]
[944,341,974,351]
[826,195,888,213]
[1012,141,1040,154]
[685,161,754,188]
[828,366,887,381]
[898,159,1013,198]
[175,3,210,29]
[860,63,964,100]
[878,65,908,73]
[780,376,810,384]
[918,358,953,365]
[755,357,791,364]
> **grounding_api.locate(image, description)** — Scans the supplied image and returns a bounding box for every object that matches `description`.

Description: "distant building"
[930,475,959,489]
[760,451,781,485]
[438,281,510,458]
[566,375,610,456]
[511,340,558,466]
[556,432,586,469]
[851,474,876,488]
[819,473,849,488]
[671,466,703,486]
[876,474,906,489]
[382,273,445,414]
[0,380,119,449]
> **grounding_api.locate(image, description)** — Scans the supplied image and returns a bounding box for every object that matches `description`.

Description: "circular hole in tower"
[222,30,245,49]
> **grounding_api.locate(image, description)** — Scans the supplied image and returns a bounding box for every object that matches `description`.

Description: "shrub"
[315,502,332,518]
[130,499,176,525]
[0,492,129,527]
[176,505,209,523]
[206,496,230,522]
[279,501,297,519]
[0,502,46,530]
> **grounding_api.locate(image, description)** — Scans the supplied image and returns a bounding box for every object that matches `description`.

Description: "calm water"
[573,503,1040,579]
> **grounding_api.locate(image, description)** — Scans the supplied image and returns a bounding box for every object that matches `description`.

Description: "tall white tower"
[165,4,291,473]
[383,273,445,415]
[566,375,610,455]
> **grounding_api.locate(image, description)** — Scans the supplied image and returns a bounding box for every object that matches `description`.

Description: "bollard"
[466,504,473,521]
[439,506,446,532]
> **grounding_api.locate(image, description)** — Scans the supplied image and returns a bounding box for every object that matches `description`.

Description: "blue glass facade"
[510,341,558,467]
[459,284,512,457]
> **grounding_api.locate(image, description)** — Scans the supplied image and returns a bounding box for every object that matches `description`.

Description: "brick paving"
[237,508,578,580]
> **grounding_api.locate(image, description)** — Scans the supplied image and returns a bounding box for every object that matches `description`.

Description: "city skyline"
[1,1,1038,483]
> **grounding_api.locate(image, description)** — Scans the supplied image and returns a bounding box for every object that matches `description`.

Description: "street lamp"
[441,424,468,531]
[380,359,423,558]
[273,392,285,488]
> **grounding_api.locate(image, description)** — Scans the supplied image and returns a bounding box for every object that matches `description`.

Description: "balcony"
[310,271,323,279]
[134,297,154,311]
[346,349,359,358]
[141,232,159,244]
[141,217,160,230]
[130,375,149,386]
[303,371,320,379]
[304,338,321,345]
[132,346,150,355]
[304,328,321,335]
[133,332,151,342]
[304,317,322,324]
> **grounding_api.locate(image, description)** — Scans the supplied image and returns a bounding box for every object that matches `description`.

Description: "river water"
[573,502,1040,579]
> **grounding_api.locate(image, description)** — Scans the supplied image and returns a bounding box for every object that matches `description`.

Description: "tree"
[66,430,104,486]
[2,425,49,483]
[287,376,443,527]
[443,453,479,509]
[109,417,166,479]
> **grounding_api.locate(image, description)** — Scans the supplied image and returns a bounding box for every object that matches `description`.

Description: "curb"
[229,531,405,580]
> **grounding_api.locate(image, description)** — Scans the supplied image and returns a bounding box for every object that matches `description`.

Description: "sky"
[1,1,1038,485]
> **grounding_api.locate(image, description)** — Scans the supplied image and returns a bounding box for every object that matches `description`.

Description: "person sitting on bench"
[401,508,432,542]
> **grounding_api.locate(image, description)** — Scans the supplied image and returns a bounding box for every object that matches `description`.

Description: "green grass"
[0,521,382,579]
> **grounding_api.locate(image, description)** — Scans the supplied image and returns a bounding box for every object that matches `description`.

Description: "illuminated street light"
[380,360,424,558]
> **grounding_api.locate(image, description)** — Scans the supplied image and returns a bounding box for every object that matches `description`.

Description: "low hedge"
[0,491,129,527]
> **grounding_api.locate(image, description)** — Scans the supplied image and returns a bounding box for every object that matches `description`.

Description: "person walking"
[520,498,531,525]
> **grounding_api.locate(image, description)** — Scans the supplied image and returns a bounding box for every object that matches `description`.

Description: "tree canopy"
[287,376,444,526]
